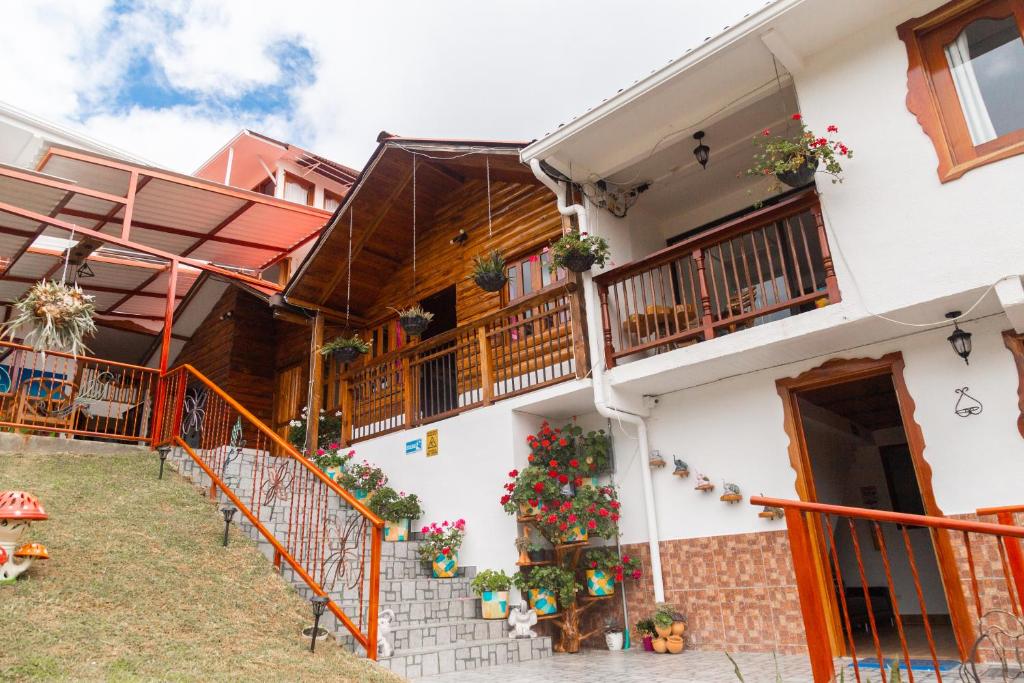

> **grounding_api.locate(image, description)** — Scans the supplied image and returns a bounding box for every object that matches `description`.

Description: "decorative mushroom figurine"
[0,491,49,585]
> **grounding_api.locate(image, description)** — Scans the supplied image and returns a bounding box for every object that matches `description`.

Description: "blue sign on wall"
[405,438,423,455]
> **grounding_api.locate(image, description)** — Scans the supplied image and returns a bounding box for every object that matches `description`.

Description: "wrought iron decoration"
[954,387,982,417]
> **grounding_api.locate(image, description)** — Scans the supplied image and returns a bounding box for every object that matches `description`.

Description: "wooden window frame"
[898,0,1024,182]
[283,171,315,206]
[323,189,344,213]
[502,243,567,306]
[1004,330,1024,438]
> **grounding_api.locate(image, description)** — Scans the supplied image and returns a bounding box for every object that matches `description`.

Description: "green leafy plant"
[653,605,675,629]
[471,250,507,291]
[311,445,354,471]
[286,407,342,452]
[584,548,641,582]
[517,566,581,607]
[396,305,434,323]
[534,484,621,543]
[470,569,512,595]
[417,519,466,564]
[1,280,97,355]
[634,618,655,637]
[368,486,422,521]
[336,460,388,493]
[498,466,562,515]
[748,114,852,185]
[549,229,610,272]
[319,334,371,356]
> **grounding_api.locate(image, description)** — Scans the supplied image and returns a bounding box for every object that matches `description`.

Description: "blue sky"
[1,0,768,172]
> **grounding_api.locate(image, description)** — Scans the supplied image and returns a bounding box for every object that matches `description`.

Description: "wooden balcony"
[594,190,840,368]
[338,282,588,444]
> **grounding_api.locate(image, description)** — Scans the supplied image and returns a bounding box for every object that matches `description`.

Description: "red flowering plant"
[748,114,852,186]
[417,518,467,564]
[534,484,621,544]
[499,466,563,516]
[527,421,612,475]
[584,548,642,583]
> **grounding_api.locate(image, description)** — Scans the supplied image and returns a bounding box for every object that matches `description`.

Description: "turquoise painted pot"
[480,590,509,619]
[562,524,588,543]
[527,587,557,615]
[322,464,344,482]
[384,518,410,542]
[432,551,458,578]
[586,569,616,596]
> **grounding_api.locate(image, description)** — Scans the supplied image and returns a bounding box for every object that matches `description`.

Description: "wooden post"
[402,356,415,428]
[304,312,324,454]
[811,204,841,304]
[693,248,715,341]
[478,326,494,405]
[340,376,353,447]
[785,508,836,682]
[568,276,592,377]
[998,511,1024,614]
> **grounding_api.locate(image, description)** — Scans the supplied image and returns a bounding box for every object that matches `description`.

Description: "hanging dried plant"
[1,280,96,355]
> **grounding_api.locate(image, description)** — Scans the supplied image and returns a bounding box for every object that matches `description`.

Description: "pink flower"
[421,526,429,533]
[761,128,771,137]
[632,570,642,580]
[827,125,838,133]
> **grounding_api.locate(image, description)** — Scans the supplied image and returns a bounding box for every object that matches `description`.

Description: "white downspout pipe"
[530,159,665,604]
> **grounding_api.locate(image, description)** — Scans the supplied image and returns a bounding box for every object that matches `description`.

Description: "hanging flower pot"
[550,229,609,274]
[562,524,588,544]
[396,305,434,338]
[747,114,852,191]
[320,334,371,364]
[1,280,97,355]
[471,250,508,293]
[560,250,597,273]
[776,154,819,188]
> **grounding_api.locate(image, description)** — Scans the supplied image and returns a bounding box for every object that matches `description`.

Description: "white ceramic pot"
[605,630,624,651]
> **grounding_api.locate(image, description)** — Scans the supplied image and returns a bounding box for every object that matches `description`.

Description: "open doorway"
[417,286,458,418]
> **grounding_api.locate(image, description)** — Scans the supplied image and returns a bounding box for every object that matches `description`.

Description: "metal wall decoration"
[180,384,207,447]
[219,417,245,493]
[954,386,983,417]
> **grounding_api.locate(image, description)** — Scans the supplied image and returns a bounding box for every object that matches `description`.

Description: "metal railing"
[594,190,840,367]
[154,364,384,659]
[341,282,586,443]
[755,495,1024,682]
[0,340,157,441]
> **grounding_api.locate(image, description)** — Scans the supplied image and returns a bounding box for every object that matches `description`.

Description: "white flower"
[335,411,342,417]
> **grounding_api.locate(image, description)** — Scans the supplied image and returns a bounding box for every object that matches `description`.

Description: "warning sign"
[426,429,439,457]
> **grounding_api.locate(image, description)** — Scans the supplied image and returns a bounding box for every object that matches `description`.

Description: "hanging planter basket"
[561,250,597,273]
[776,155,819,189]
[320,334,371,365]
[400,315,431,337]
[473,271,507,293]
[331,346,363,364]
[1,280,96,355]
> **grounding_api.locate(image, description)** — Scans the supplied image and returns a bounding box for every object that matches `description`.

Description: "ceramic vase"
[642,635,654,652]
[432,551,458,578]
[527,587,557,615]
[671,620,686,637]
[654,624,672,639]
[384,518,410,542]
[605,630,624,650]
[652,637,668,654]
[585,569,616,596]
[480,590,510,619]
[666,634,684,654]
[322,464,344,482]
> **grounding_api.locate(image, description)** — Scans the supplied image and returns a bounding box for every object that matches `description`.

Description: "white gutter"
[530,158,665,604]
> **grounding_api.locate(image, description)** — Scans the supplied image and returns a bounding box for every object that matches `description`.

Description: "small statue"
[720,482,742,503]
[0,491,49,585]
[694,473,714,492]
[376,609,397,658]
[649,450,666,468]
[672,457,689,478]
[508,600,539,639]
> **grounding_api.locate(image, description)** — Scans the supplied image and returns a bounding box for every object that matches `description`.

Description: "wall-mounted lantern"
[946,311,972,365]
[692,131,710,169]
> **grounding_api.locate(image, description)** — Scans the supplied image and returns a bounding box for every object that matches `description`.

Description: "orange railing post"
[978,504,1024,615]
[783,506,836,683]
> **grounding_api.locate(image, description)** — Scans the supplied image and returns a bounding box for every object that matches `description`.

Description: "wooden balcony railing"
[340,282,587,443]
[594,190,840,368]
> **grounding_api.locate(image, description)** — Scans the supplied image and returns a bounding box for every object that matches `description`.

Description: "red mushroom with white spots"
[0,491,49,584]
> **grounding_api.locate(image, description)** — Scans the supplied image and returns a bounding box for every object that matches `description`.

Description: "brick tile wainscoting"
[583,530,806,655]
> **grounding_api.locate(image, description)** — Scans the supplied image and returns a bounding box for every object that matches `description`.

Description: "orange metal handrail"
[155,364,383,659]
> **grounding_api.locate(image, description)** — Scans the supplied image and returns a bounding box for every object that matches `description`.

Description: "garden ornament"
[0,491,49,585]
[508,600,539,639]
[377,608,397,658]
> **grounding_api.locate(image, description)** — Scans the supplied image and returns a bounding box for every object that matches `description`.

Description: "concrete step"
[336,596,481,625]
[379,636,553,679]
[338,617,507,653]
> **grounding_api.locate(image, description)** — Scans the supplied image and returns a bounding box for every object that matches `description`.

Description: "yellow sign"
[426,429,439,457]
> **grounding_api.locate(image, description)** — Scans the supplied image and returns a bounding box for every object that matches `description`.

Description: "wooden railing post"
[340,376,353,447]
[568,276,592,376]
[693,248,716,341]
[784,507,836,683]
[402,356,414,428]
[478,326,494,405]
[304,312,324,453]
[811,204,840,303]
[997,511,1024,614]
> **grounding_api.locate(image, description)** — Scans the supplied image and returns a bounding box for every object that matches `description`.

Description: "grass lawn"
[0,450,400,682]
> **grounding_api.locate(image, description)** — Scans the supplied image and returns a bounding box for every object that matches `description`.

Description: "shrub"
[471,569,512,595]
[368,487,422,521]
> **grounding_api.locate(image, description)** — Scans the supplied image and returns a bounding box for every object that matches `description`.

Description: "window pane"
[324,193,341,212]
[945,15,1024,145]
[521,259,534,295]
[540,251,552,287]
[507,265,520,300]
[284,178,312,205]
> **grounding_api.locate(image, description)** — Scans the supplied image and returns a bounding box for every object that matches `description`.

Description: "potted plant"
[311,444,354,483]
[1,280,97,355]
[286,406,343,453]
[550,228,610,273]
[512,566,579,616]
[653,605,674,639]
[604,620,625,651]
[634,618,656,652]
[368,487,423,541]
[528,541,551,563]
[471,250,507,293]
[499,466,560,518]
[748,114,853,189]
[535,484,621,545]
[395,305,434,338]
[319,334,371,364]
[583,548,641,596]
[471,569,512,619]
[337,460,388,504]
[417,518,466,578]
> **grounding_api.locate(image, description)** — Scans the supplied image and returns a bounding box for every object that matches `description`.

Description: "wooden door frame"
[776,353,974,660]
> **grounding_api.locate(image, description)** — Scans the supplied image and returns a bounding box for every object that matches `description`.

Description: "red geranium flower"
[558,474,569,485]
[509,469,519,478]
[549,459,558,468]
[761,128,771,137]
[442,546,451,556]
[791,113,802,120]
[590,561,598,569]
[540,504,548,512]
[548,469,559,479]
[528,498,538,507]
[598,508,609,517]
[559,522,568,531]
[547,514,558,524]
[610,501,620,510]
[533,482,545,493]
[568,514,577,523]
[560,501,572,511]
[574,477,583,487]
[541,440,550,448]
[558,438,568,447]
[569,459,579,469]
[632,569,642,580]
[611,513,620,522]
[500,495,511,505]
[587,519,597,530]
[622,555,631,563]
[527,455,535,463]
[827,124,838,133]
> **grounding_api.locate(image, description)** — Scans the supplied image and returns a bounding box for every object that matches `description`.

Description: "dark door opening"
[797,373,958,659]
[418,286,458,419]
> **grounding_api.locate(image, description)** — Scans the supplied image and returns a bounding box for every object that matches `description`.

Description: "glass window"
[505,246,566,303]
[324,190,343,213]
[283,173,314,206]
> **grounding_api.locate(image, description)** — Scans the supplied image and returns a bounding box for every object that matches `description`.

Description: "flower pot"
[321,464,344,483]
[480,590,510,619]
[562,524,588,543]
[652,637,668,654]
[352,488,375,505]
[527,587,557,615]
[671,620,686,637]
[642,635,654,652]
[432,551,458,578]
[666,634,684,654]
[526,548,548,563]
[605,630,624,651]
[560,250,597,273]
[473,271,508,293]
[654,624,672,639]
[400,315,431,338]
[776,155,819,188]
[585,569,616,596]
[331,346,362,364]
[384,518,410,542]
[519,501,540,517]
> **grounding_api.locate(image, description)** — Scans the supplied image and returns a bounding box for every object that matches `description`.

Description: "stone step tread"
[337,595,478,606]
[381,636,552,659]
[383,618,501,634]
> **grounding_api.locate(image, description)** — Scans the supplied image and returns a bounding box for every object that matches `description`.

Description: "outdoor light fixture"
[75,262,95,279]
[946,311,972,365]
[309,595,330,652]
[692,131,710,169]
[157,446,170,480]
[220,505,237,547]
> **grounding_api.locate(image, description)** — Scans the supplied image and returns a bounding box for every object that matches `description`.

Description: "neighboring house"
[521,0,1024,662]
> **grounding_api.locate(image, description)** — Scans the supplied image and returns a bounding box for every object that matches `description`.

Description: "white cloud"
[1,0,769,173]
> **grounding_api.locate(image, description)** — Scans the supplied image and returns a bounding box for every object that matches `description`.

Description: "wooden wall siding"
[175,288,238,391]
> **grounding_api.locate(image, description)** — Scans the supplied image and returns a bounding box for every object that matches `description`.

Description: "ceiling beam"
[0,274,185,299]
[2,190,75,276]
[180,200,256,258]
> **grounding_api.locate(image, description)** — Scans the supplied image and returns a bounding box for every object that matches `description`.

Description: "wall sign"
[405,438,423,455]
[426,429,439,457]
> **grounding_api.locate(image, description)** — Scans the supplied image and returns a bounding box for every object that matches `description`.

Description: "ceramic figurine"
[508,600,539,639]
[0,491,49,585]
[720,482,742,503]
[694,473,714,492]
[376,609,397,658]
[758,496,784,519]
[672,457,689,478]
[649,450,666,468]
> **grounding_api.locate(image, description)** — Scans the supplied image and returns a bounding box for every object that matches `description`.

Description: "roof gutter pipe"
[529,158,665,604]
